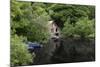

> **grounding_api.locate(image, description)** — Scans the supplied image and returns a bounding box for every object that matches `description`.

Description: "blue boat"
[27,42,43,52]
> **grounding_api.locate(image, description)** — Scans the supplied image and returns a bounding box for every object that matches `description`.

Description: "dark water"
[33,38,95,65]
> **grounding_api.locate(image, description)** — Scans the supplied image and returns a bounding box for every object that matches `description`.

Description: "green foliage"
[62,18,75,37]
[11,0,95,41]
[11,35,34,66]
[27,13,51,43]
[11,0,51,43]
[47,4,95,28]
[62,17,95,38]
[74,17,95,38]
[11,0,32,35]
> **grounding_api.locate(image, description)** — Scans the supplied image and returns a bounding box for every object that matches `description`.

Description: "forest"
[11,0,95,66]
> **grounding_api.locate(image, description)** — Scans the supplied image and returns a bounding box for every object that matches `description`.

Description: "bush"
[11,0,51,43]
[62,17,95,39]
[27,12,51,43]
[62,18,75,37]
[74,17,95,38]
[11,35,34,66]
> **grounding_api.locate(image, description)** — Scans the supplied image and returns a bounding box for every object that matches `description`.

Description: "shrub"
[62,18,75,37]
[62,17,95,39]
[11,35,34,66]
[74,17,95,38]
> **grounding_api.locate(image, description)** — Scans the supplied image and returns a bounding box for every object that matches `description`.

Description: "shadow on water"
[32,37,95,65]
